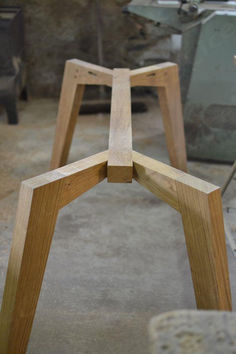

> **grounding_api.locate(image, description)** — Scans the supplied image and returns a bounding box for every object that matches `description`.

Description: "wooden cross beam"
[107,69,133,183]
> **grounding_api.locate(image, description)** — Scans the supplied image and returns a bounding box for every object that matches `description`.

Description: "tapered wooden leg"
[157,66,187,172]
[50,59,113,170]
[0,182,60,354]
[133,151,232,311]
[176,175,232,310]
[50,61,85,170]
[0,151,108,354]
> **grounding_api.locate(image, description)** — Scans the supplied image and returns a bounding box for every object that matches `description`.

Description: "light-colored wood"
[69,59,113,86]
[107,69,133,183]
[130,62,176,87]
[56,151,108,208]
[133,150,183,210]
[0,151,108,354]
[51,60,187,174]
[1,58,231,353]
[131,63,187,172]
[0,181,60,354]
[176,174,232,310]
[50,61,85,169]
[133,151,232,310]
[50,59,113,170]
[157,65,187,172]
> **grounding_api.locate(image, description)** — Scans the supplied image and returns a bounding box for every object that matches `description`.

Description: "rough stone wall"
[2,0,174,97]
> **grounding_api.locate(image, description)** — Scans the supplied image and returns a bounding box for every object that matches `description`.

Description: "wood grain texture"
[51,60,187,174]
[0,151,108,354]
[1,56,231,354]
[176,174,232,310]
[157,65,187,172]
[130,62,176,87]
[107,69,133,183]
[132,151,184,210]
[50,61,85,169]
[50,59,113,170]
[133,151,231,310]
[131,63,187,172]
[69,59,113,86]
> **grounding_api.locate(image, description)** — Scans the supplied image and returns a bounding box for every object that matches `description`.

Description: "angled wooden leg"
[0,151,108,354]
[133,151,232,310]
[0,181,60,354]
[130,63,187,172]
[50,59,113,170]
[176,175,232,310]
[50,61,85,170]
[157,66,187,172]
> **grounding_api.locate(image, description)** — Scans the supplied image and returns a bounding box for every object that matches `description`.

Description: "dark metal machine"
[127,0,236,162]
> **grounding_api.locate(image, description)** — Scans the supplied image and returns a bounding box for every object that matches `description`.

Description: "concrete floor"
[0,98,236,354]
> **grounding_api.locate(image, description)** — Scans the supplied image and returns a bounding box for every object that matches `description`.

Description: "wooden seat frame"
[0,59,232,353]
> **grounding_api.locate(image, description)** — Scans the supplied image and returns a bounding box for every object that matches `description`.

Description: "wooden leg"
[176,175,232,310]
[133,151,232,311]
[0,151,108,354]
[50,61,85,170]
[157,66,187,172]
[50,59,113,170]
[0,182,60,354]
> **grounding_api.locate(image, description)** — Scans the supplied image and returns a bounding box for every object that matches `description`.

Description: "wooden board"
[157,65,187,172]
[107,69,133,183]
[133,150,184,210]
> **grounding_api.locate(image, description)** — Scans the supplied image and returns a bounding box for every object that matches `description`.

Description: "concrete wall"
[2,0,174,97]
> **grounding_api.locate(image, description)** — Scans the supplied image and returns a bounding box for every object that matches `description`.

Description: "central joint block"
[107,68,133,183]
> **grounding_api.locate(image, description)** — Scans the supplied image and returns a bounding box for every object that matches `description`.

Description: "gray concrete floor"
[0,97,236,354]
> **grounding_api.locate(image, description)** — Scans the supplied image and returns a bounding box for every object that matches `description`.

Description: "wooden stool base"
[0,60,232,354]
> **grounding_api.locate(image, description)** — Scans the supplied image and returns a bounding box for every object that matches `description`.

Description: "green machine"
[127,0,236,162]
